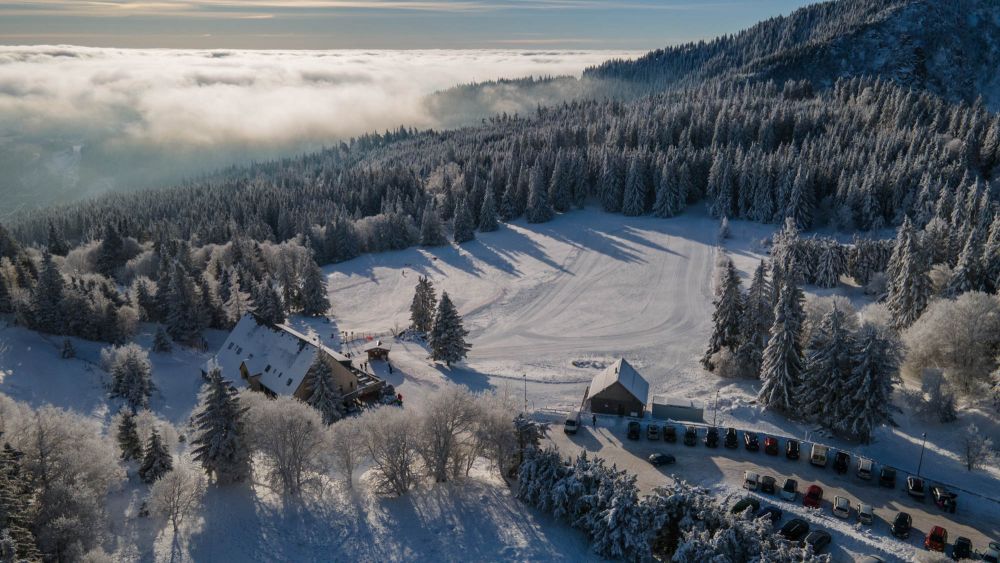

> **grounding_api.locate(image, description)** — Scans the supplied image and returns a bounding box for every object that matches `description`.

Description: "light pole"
[917,432,927,477]
[523,374,528,415]
[712,390,720,427]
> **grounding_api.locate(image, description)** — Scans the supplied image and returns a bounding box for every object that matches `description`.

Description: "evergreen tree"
[984,213,1000,293]
[138,428,173,484]
[165,263,204,344]
[785,166,814,229]
[757,274,804,414]
[813,240,845,288]
[478,189,499,232]
[600,152,623,213]
[409,276,437,333]
[110,344,154,411]
[701,259,744,370]
[946,225,986,296]
[420,200,447,246]
[191,368,252,485]
[622,156,647,216]
[251,280,285,326]
[116,411,143,461]
[526,163,554,224]
[30,252,64,334]
[0,274,10,314]
[798,307,854,424]
[453,196,476,243]
[60,338,75,359]
[306,355,345,425]
[836,324,899,442]
[734,261,773,378]
[299,259,329,316]
[46,221,68,257]
[429,291,471,367]
[152,326,173,353]
[886,217,931,329]
[223,270,252,327]
[548,150,573,212]
[95,223,125,278]
[0,444,40,562]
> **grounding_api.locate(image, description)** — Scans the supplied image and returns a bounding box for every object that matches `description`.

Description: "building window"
[286,378,293,386]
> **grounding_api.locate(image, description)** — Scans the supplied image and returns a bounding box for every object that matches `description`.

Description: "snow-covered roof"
[651,394,704,410]
[362,339,391,352]
[589,358,649,403]
[203,313,349,396]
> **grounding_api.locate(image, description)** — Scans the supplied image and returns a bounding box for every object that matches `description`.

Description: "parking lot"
[547,416,999,562]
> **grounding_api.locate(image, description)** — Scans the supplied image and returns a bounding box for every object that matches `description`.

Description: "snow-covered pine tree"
[110,344,154,411]
[770,218,806,285]
[734,261,773,378]
[420,200,447,246]
[798,306,854,425]
[785,166,814,229]
[886,216,916,295]
[60,338,76,359]
[165,263,205,344]
[0,444,41,562]
[526,163,554,224]
[590,470,648,562]
[757,272,805,414]
[306,355,345,425]
[46,221,69,257]
[152,326,173,353]
[983,213,1000,293]
[251,280,285,325]
[812,239,845,288]
[299,259,329,317]
[453,195,475,243]
[95,223,124,278]
[886,217,931,329]
[409,276,437,333]
[946,225,986,296]
[223,270,252,328]
[548,150,573,212]
[835,323,899,443]
[191,368,252,485]
[599,151,623,213]
[429,291,471,367]
[701,259,744,370]
[138,428,173,484]
[117,410,143,461]
[0,272,11,314]
[516,447,565,512]
[478,188,499,232]
[622,156,646,217]
[31,251,64,334]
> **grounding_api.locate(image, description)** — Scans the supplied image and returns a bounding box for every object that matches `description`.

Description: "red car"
[924,526,947,552]
[764,436,779,455]
[803,485,823,508]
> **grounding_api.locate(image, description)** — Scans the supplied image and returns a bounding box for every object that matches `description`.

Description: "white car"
[857,502,874,525]
[857,458,874,480]
[743,471,760,491]
[780,478,798,501]
[832,496,851,519]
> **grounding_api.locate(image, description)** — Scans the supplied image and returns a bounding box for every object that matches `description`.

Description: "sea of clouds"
[0,46,637,212]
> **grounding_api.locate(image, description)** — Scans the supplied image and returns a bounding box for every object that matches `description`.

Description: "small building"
[586,358,649,417]
[362,339,391,361]
[204,313,384,402]
[651,395,705,423]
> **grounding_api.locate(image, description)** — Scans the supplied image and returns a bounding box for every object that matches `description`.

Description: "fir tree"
[60,338,75,359]
[946,226,986,296]
[886,217,931,329]
[420,200,447,246]
[701,259,744,370]
[110,345,154,411]
[31,252,64,334]
[757,274,804,414]
[734,261,773,378]
[526,163,554,224]
[165,263,204,344]
[299,259,329,317]
[0,444,40,562]
[191,368,252,485]
[306,355,345,425]
[46,221,68,257]
[429,291,471,367]
[152,326,173,353]
[117,411,144,461]
[813,240,845,288]
[95,223,124,278]
[599,152,623,213]
[138,428,173,484]
[409,276,437,333]
[785,166,814,229]
[223,270,252,327]
[0,274,10,314]
[836,324,899,443]
[548,150,573,212]
[983,213,1000,293]
[798,307,854,424]
[252,280,285,326]
[622,156,647,217]
[453,196,476,243]
[478,189,499,232]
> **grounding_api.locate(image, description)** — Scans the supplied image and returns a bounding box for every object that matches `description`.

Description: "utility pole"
[712,390,720,427]
[917,432,927,477]
[523,374,528,415]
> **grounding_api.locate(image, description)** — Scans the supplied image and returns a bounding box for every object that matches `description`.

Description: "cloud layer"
[0,46,636,210]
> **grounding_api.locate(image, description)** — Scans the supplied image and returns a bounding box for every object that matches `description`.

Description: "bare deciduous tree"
[416,385,480,482]
[962,423,996,471]
[245,395,329,498]
[359,407,418,496]
[327,417,366,488]
[148,458,207,535]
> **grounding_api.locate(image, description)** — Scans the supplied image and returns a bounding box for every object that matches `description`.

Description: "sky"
[0,0,815,50]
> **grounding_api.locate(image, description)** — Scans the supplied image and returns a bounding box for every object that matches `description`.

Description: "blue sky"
[0,0,815,49]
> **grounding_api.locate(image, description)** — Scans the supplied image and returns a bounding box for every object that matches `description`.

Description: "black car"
[760,475,777,495]
[683,426,698,446]
[755,506,783,524]
[890,511,912,539]
[705,427,720,448]
[951,536,973,560]
[786,439,800,460]
[725,427,739,449]
[804,530,832,553]
[648,453,676,466]
[743,431,760,451]
[627,421,641,440]
[833,451,850,474]
[879,466,897,488]
[779,518,810,541]
[663,425,678,443]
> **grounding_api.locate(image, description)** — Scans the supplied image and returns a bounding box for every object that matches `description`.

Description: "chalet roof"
[204,313,348,396]
[589,358,649,404]
[362,339,391,352]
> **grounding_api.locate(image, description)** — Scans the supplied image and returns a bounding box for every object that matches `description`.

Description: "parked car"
[925,526,948,552]
[764,436,779,455]
[563,411,581,434]
[833,451,850,474]
[705,427,719,448]
[756,506,783,524]
[778,518,810,541]
[890,512,912,539]
[907,476,926,500]
[857,458,874,480]
[780,478,798,502]
[648,452,675,466]
[810,444,829,467]
[744,471,760,491]
[731,497,761,514]
[647,424,661,440]
[931,485,958,513]
[803,485,823,508]
[627,421,641,440]
[857,503,874,525]
[725,427,739,448]
[952,536,973,560]
[804,529,832,553]
[832,496,851,519]
[760,475,777,495]
[981,541,1000,563]
[880,466,897,488]
[684,426,698,446]
[744,431,760,451]
[664,425,678,443]
[786,439,800,460]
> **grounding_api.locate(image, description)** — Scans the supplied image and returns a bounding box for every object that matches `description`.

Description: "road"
[546,416,999,563]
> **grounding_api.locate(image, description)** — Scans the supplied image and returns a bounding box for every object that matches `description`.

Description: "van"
[743,471,760,491]
[563,411,581,434]
[857,458,873,480]
[810,444,829,467]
